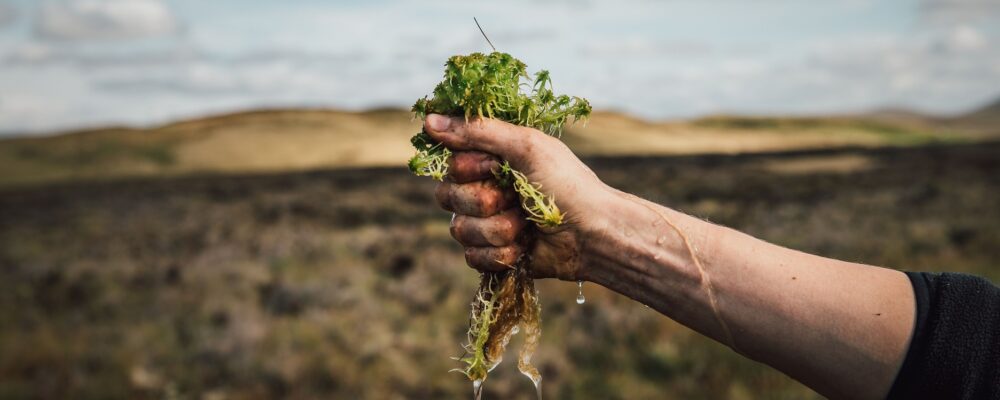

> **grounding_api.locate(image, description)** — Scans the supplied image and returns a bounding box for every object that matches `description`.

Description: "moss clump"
[408,52,591,228]
[407,51,590,391]
[411,52,591,135]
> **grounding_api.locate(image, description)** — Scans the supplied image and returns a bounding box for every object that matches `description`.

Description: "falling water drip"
[576,281,586,304]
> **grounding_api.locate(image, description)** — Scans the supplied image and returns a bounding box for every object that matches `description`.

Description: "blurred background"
[0,0,998,399]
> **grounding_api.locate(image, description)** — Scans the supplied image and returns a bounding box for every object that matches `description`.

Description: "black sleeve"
[886,272,1000,400]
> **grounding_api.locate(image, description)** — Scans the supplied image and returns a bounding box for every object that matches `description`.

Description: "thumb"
[424,114,536,164]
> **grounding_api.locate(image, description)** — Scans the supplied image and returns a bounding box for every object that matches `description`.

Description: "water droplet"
[656,235,666,245]
[473,380,484,400]
[576,281,585,304]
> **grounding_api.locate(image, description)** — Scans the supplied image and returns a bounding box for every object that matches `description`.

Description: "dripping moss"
[407,51,590,391]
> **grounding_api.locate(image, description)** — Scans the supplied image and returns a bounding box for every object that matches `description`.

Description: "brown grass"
[1,108,991,188]
[1,141,997,399]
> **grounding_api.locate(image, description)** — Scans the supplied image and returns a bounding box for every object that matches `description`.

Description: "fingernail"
[427,114,451,132]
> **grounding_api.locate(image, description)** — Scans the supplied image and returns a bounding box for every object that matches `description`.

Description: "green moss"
[407,51,591,216]
[406,51,590,391]
[411,52,591,136]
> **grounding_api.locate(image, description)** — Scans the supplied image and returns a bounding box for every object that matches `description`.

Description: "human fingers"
[450,208,527,247]
[435,179,517,217]
[447,151,501,184]
[424,114,541,166]
[464,244,523,273]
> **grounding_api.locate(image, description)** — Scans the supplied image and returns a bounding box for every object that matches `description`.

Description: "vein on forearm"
[581,191,735,347]
[623,193,737,352]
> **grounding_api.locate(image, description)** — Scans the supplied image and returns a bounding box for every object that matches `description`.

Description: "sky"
[0,0,998,135]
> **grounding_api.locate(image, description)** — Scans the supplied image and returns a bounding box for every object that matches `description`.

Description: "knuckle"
[464,246,519,272]
[496,245,521,265]
[484,221,506,245]
[514,130,541,162]
[434,182,453,211]
[463,247,492,271]
[448,151,501,183]
[449,214,464,241]
[451,211,524,247]
[480,221,506,247]
[450,181,502,217]
[451,215,493,247]
[500,217,521,242]
[463,247,481,269]
[490,213,520,244]
[477,155,500,178]
[477,185,499,214]
[457,119,483,147]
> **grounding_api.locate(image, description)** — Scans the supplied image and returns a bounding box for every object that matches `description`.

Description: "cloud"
[579,37,715,58]
[489,29,560,47]
[3,41,201,66]
[574,23,1000,120]
[751,29,999,114]
[36,0,178,41]
[1,0,998,134]
[948,25,987,51]
[920,0,1000,25]
[91,48,418,100]
[0,3,16,28]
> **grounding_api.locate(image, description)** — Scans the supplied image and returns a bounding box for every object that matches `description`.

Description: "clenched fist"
[424,113,619,281]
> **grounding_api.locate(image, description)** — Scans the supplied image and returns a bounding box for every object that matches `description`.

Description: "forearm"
[579,189,915,399]
[578,189,730,344]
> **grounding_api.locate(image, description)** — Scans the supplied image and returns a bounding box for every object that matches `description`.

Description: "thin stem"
[474,17,497,52]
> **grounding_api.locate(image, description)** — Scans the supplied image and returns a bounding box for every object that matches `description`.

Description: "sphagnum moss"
[407,51,591,396]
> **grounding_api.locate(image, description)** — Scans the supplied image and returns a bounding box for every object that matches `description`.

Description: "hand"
[427,113,919,400]
[424,113,618,281]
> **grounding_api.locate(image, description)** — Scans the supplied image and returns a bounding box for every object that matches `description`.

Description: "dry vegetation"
[1,140,997,399]
[1,106,995,188]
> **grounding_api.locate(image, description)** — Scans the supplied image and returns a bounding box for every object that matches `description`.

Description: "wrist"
[578,189,703,290]
[577,190,730,332]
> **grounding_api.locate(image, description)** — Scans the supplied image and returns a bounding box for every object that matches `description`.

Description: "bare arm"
[582,191,914,399]
[424,114,915,400]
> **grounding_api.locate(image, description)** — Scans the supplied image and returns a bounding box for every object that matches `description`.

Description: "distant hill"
[858,98,1000,138]
[953,97,1000,128]
[862,107,938,127]
[0,109,420,187]
[0,107,992,188]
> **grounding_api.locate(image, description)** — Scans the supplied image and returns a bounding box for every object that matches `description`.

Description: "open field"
[1,105,996,188]
[1,141,997,399]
